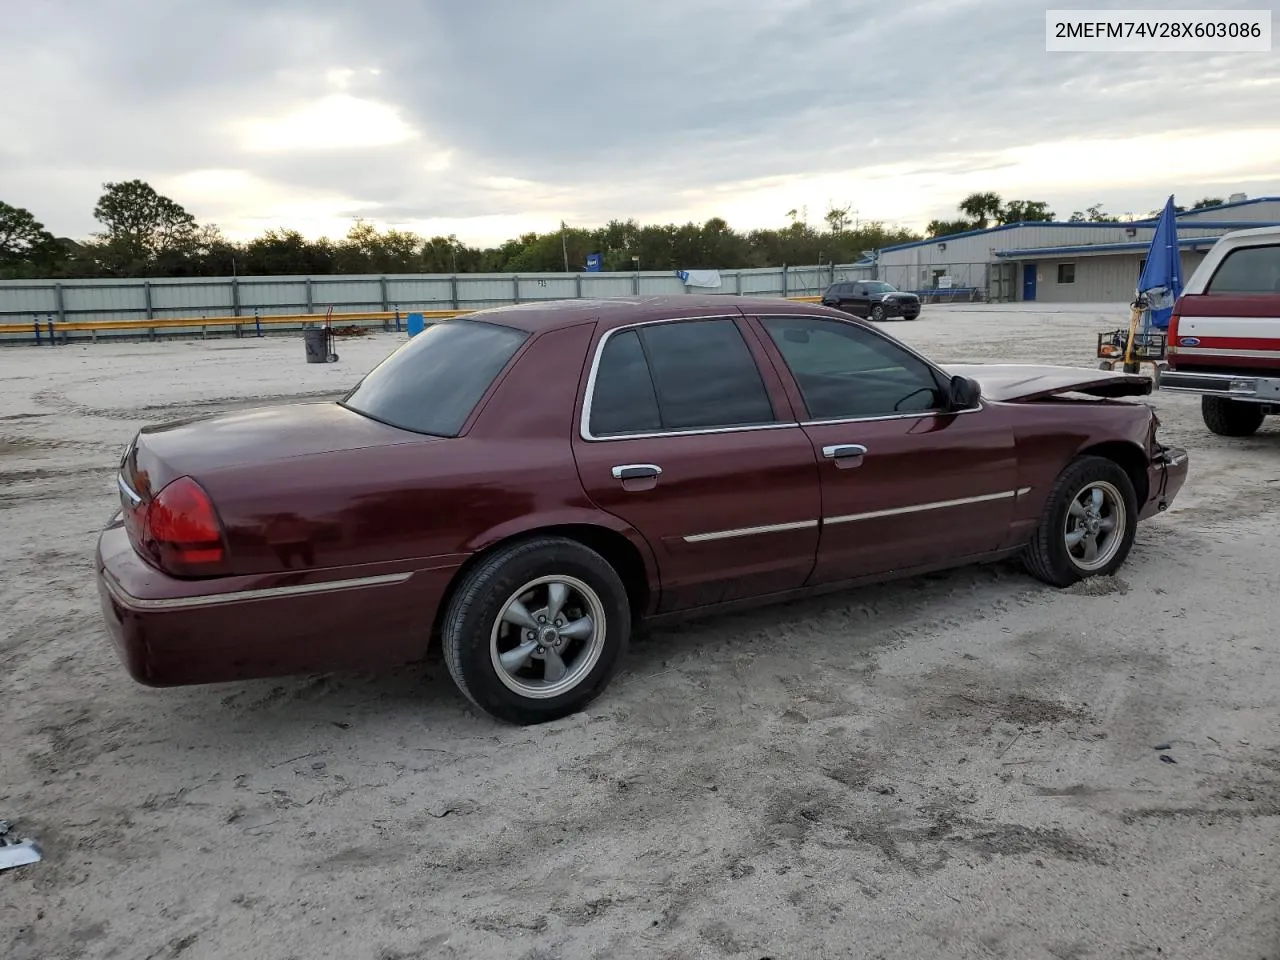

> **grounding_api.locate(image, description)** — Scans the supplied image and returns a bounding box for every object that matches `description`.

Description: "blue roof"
[996,235,1233,259]
[879,196,1280,254]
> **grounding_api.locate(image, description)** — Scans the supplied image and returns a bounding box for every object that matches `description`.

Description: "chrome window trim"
[102,570,413,611]
[579,313,796,441]
[579,311,985,442]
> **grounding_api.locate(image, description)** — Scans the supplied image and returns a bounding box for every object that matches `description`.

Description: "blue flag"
[1137,195,1183,329]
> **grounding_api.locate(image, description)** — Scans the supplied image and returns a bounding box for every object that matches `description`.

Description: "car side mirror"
[948,375,981,411]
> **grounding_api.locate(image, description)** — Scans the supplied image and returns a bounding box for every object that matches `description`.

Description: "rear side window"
[342,319,528,436]
[588,318,776,436]
[1207,244,1280,294]
[588,330,662,435]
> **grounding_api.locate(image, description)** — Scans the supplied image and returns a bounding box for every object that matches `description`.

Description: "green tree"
[958,192,1003,229]
[0,200,61,276]
[92,179,199,273]
[824,203,853,234]
[1068,204,1120,223]
[997,200,1055,224]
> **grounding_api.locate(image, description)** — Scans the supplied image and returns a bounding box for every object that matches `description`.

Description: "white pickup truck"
[1159,224,1280,436]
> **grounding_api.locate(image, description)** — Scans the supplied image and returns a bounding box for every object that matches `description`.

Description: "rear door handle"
[612,463,662,480]
[822,444,867,459]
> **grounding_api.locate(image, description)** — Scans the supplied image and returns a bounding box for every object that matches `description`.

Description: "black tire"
[1201,396,1265,437]
[1022,455,1139,588]
[441,536,630,725]
[870,304,886,321]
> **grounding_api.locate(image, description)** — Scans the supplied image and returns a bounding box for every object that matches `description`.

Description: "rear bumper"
[95,519,464,686]
[1139,445,1189,520]
[1160,369,1280,404]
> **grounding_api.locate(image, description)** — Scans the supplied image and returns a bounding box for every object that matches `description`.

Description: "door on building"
[1022,264,1037,301]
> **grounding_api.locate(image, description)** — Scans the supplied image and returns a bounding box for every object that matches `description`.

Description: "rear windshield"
[342,319,529,437]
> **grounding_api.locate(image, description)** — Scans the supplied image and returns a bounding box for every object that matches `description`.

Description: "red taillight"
[141,476,227,573]
[1167,305,1181,355]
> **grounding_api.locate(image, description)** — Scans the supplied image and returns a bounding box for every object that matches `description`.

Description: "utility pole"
[561,220,570,272]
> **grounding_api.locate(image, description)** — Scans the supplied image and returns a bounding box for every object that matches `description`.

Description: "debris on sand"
[0,820,42,872]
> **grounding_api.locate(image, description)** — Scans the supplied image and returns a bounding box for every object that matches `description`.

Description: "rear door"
[749,312,1018,584]
[848,283,872,317]
[572,313,821,612]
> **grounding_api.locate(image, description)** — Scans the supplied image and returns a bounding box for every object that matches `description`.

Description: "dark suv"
[822,280,921,321]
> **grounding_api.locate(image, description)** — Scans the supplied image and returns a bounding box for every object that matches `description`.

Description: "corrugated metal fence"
[0,264,873,342]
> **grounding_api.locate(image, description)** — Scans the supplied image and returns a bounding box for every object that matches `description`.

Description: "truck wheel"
[1201,396,1265,437]
[1023,456,1138,588]
[441,536,630,725]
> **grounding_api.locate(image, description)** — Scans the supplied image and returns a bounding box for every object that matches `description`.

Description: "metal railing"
[8,297,826,346]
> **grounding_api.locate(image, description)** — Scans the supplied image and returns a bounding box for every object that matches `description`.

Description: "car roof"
[461,294,850,334]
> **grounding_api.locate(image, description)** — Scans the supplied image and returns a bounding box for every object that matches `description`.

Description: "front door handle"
[822,444,867,459]
[612,463,662,480]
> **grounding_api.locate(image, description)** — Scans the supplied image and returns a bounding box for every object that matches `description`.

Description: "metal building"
[864,196,1280,303]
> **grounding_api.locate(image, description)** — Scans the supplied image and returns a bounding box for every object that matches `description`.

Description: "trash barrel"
[407,312,426,337]
[303,327,329,363]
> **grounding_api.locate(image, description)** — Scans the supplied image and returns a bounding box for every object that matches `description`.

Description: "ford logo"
[1179,337,1200,346]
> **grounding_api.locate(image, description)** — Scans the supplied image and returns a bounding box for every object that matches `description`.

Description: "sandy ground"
[2,303,1279,960]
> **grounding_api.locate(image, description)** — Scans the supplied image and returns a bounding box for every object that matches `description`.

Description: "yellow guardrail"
[1,296,828,338]
[0,309,470,336]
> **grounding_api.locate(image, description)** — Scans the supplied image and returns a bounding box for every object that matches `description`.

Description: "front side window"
[588,317,777,436]
[760,315,945,420]
[342,318,528,436]
[1207,244,1280,294]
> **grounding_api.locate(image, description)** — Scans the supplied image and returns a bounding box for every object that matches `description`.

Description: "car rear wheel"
[870,304,886,321]
[1022,456,1138,588]
[1201,396,1266,437]
[441,536,630,725]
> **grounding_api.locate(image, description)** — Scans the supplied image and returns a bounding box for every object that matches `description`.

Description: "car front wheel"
[441,536,630,725]
[1022,456,1138,588]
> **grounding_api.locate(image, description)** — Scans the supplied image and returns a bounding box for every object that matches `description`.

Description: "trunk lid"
[944,364,1152,402]
[121,402,427,501]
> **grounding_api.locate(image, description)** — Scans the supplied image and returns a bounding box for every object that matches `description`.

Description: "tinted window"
[761,316,945,420]
[588,318,777,435]
[588,329,662,435]
[342,319,528,436]
[640,319,776,430]
[1208,244,1280,293]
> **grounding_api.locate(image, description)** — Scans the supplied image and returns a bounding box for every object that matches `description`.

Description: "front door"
[1022,264,1037,301]
[750,313,1018,583]
[572,314,821,612]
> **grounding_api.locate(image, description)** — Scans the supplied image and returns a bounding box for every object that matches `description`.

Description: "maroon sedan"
[96,296,1188,724]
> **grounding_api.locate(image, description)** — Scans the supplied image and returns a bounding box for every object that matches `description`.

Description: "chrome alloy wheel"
[1063,480,1126,571]
[489,575,606,699]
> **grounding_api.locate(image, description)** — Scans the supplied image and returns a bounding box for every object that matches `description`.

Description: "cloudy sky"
[3,0,1279,246]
